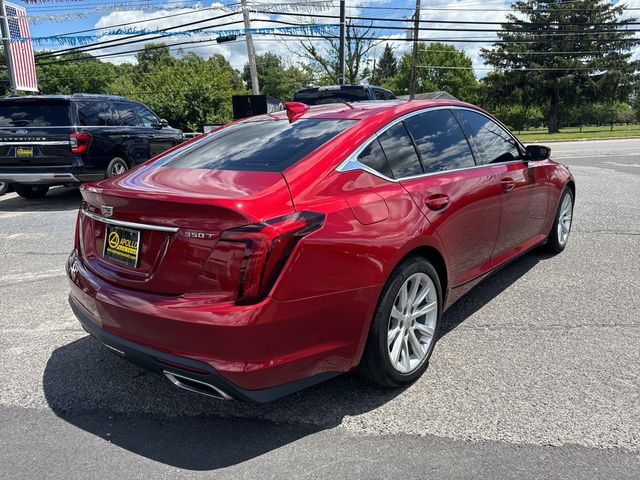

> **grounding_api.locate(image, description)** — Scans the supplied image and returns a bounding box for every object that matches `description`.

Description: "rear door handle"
[425,193,450,211]
[501,178,515,192]
[148,134,156,139]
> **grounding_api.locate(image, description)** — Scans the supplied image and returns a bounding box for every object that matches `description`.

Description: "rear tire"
[0,182,8,196]
[106,157,129,178]
[14,184,49,199]
[358,256,442,387]
[545,187,574,254]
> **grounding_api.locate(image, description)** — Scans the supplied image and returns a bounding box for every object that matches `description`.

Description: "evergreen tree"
[372,43,397,85]
[482,0,639,133]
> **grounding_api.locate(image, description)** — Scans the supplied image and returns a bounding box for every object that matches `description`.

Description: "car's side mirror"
[525,144,551,162]
[153,119,169,129]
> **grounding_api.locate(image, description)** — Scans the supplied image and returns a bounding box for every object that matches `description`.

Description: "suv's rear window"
[0,101,71,127]
[294,88,370,105]
[158,119,356,171]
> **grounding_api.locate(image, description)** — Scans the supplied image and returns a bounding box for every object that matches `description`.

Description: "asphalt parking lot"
[1,138,639,479]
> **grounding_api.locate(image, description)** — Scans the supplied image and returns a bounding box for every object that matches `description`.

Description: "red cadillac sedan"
[67,100,575,402]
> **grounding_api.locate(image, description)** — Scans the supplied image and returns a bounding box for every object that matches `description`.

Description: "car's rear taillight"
[218,211,325,304]
[70,133,92,154]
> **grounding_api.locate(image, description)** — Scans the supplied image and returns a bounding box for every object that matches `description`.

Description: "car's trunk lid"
[78,165,294,297]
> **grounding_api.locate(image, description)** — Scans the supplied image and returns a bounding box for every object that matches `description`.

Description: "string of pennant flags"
[5,24,337,46]
[1,0,334,24]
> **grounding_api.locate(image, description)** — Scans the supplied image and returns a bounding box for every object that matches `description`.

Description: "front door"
[454,109,548,262]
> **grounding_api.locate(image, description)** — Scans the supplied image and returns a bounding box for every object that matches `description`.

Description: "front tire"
[358,256,442,387]
[14,184,49,199]
[106,157,129,178]
[0,182,8,196]
[545,187,574,254]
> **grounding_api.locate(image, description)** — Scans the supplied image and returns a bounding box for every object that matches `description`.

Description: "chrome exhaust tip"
[163,370,233,400]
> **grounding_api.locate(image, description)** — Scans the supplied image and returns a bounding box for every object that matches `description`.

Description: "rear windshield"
[158,119,356,172]
[294,88,370,105]
[0,101,71,127]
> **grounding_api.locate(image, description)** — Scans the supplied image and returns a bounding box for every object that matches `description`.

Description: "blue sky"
[16,0,640,74]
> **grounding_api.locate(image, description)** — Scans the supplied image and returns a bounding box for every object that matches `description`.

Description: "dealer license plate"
[104,224,141,268]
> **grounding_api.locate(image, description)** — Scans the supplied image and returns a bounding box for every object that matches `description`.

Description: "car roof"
[247,99,481,122]
[0,94,125,102]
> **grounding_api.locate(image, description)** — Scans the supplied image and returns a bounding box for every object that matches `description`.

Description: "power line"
[35,10,241,59]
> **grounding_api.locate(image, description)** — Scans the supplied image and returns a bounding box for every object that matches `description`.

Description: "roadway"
[1,138,639,479]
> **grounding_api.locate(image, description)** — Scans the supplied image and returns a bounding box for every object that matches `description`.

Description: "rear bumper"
[66,250,378,398]
[69,296,338,402]
[0,172,80,184]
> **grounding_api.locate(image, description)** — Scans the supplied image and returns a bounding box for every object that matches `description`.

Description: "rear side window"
[158,119,356,171]
[404,110,475,173]
[113,102,141,127]
[456,110,521,165]
[357,139,394,178]
[377,122,423,178]
[0,101,71,127]
[76,101,112,126]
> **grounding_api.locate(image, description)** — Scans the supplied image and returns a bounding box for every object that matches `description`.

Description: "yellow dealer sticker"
[16,147,33,157]
[104,225,140,268]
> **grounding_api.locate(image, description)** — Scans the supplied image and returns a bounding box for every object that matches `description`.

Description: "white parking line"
[0,268,65,286]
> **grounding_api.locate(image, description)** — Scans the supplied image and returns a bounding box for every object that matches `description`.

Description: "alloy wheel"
[387,272,438,374]
[111,162,127,176]
[557,193,573,246]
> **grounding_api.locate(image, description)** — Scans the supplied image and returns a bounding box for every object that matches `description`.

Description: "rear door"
[0,99,73,168]
[112,101,150,165]
[133,103,175,156]
[383,109,502,286]
[455,109,548,261]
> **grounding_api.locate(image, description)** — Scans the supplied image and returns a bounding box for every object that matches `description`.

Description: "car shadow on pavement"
[441,250,554,336]
[43,335,404,470]
[42,249,551,471]
[0,187,81,212]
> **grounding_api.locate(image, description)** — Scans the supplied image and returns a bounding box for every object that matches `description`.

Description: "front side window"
[294,87,370,105]
[456,110,521,165]
[377,122,423,178]
[157,119,356,172]
[404,109,476,173]
[373,89,386,100]
[357,139,394,178]
[76,101,112,126]
[134,104,159,128]
[113,102,141,127]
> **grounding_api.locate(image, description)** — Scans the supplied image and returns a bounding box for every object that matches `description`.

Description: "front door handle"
[425,193,450,211]
[501,178,515,192]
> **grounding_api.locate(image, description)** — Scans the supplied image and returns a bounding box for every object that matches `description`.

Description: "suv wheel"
[106,157,129,178]
[0,182,8,196]
[358,256,442,387]
[14,184,49,199]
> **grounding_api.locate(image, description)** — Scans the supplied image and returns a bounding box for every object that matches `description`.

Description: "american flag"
[5,3,38,92]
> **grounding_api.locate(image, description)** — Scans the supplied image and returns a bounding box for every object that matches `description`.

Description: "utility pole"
[409,0,421,100]
[338,0,346,85]
[0,0,17,95]
[241,0,259,95]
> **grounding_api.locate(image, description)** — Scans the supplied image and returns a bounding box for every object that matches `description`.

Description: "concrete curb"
[521,135,640,144]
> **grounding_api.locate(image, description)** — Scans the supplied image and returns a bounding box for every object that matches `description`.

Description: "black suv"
[0,94,183,199]
[293,85,396,105]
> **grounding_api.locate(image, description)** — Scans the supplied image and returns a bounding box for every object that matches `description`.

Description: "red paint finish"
[67,99,575,397]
